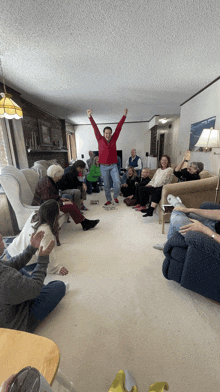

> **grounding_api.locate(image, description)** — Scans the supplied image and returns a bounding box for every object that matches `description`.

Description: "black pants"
[121,185,136,198]
[138,186,162,206]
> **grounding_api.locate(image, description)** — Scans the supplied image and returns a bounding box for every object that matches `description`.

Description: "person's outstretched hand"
[39,240,55,257]
[59,266,69,275]
[87,109,92,117]
[124,109,128,116]
[30,231,45,249]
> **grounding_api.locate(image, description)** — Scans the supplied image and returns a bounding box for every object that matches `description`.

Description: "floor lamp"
[195,127,220,203]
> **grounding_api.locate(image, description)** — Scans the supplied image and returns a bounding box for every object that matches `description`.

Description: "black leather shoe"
[82,219,100,231]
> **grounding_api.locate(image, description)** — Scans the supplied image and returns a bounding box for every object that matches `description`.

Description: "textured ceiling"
[0,0,219,124]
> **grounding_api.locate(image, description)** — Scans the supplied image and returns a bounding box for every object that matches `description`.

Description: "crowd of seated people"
[57,160,87,211]
[31,164,100,236]
[0,146,206,336]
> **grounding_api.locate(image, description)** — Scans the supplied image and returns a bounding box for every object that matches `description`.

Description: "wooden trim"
[181,76,220,106]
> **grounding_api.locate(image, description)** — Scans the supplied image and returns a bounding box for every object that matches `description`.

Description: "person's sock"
[65,282,70,294]
[153,243,165,251]
[142,206,154,217]
[81,218,100,231]
[167,194,185,207]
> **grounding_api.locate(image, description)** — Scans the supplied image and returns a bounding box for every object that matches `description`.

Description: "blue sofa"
[162,204,220,303]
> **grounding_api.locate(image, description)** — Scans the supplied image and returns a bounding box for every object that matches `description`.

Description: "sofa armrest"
[161,176,219,208]
[184,231,220,260]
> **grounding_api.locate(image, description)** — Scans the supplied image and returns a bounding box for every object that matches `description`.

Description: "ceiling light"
[159,119,168,124]
[0,58,23,119]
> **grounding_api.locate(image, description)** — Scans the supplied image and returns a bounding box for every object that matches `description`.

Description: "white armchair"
[0,165,68,235]
[0,166,40,230]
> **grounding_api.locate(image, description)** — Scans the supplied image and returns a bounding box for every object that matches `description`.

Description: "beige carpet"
[37,191,220,392]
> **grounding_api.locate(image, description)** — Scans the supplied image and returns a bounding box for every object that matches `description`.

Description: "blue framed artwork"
[189,116,216,151]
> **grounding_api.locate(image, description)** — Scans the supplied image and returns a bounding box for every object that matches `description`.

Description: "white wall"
[74,121,151,168]
[176,79,220,174]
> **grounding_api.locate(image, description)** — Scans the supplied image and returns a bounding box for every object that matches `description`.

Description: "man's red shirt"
[89,115,126,164]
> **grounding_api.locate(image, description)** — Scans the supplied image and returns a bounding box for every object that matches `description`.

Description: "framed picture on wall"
[38,119,53,146]
[189,116,216,151]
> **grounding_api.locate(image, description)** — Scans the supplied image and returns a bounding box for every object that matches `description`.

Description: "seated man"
[86,150,95,170]
[153,194,220,250]
[121,149,142,184]
[0,231,67,333]
[57,160,87,210]
[174,150,203,182]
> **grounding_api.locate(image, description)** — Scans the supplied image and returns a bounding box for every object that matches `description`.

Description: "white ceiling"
[0,0,219,125]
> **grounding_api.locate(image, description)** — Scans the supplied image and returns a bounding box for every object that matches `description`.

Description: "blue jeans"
[100,164,121,201]
[167,205,217,240]
[27,280,66,332]
[86,178,100,194]
[6,252,66,333]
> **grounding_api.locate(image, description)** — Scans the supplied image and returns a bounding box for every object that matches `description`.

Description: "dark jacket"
[174,168,200,182]
[57,166,82,191]
[32,176,62,206]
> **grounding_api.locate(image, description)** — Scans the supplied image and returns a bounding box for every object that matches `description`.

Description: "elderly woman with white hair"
[32,164,100,232]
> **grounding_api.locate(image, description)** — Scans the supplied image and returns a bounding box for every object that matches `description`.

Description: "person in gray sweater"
[0,231,67,333]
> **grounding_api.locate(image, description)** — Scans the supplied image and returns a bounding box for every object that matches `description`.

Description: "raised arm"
[112,109,128,142]
[87,109,102,141]
[175,150,191,173]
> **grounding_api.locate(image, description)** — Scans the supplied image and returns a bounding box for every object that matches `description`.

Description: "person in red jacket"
[87,109,128,205]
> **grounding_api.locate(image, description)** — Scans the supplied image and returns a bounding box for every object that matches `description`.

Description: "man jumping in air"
[87,109,128,206]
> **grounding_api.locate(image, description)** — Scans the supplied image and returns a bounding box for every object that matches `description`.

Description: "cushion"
[21,169,39,194]
[199,170,213,179]
[0,166,34,205]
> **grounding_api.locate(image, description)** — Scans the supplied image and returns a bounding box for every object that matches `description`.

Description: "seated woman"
[174,150,203,181]
[0,230,67,333]
[129,167,151,207]
[57,160,87,211]
[32,164,100,232]
[86,156,101,194]
[120,167,140,198]
[5,200,68,276]
[137,155,173,216]
[154,195,220,250]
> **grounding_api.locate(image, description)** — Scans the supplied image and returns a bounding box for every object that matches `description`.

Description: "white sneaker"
[65,282,70,294]
[153,243,165,251]
[167,194,183,207]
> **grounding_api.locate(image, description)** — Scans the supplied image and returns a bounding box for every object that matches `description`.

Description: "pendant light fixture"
[0,57,23,119]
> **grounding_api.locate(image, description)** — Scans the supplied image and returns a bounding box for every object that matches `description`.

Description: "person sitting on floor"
[86,156,102,194]
[153,194,220,251]
[32,164,100,233]
[121,149,142,184]
[4,200,68,276]
[0,230,68,333]
[120,167,140,198]
[131,167,151,207]
[137,155,173,216]
[57,160,87,211]
[174,150,203,182]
